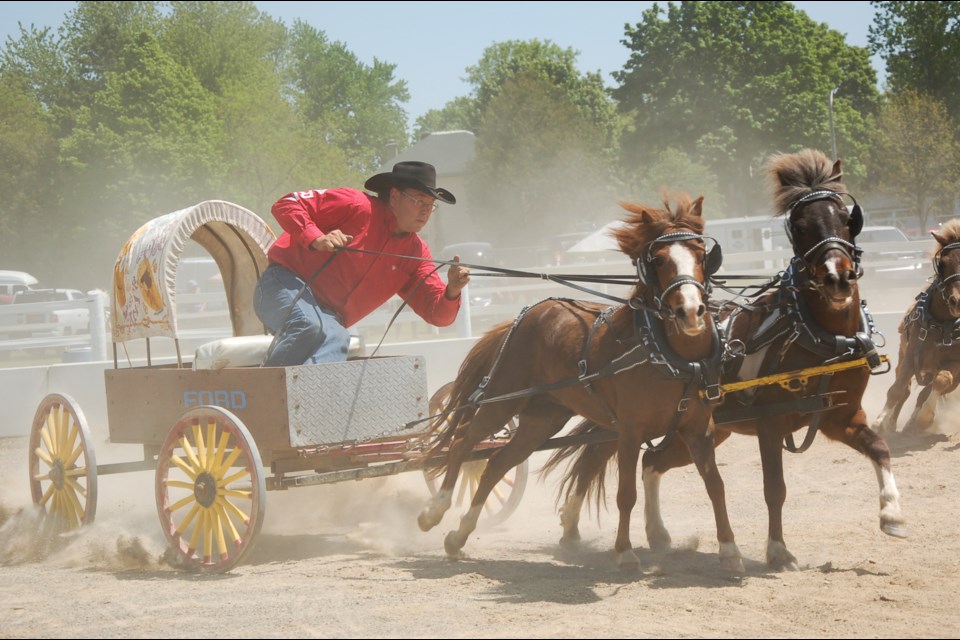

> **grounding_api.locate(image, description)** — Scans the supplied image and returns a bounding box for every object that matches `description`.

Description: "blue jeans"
[253,264,350,366]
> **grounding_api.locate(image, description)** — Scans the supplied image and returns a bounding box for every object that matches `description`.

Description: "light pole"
[828,86,839,160]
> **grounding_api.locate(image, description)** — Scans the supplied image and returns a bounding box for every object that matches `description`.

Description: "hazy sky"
[1,1,882,128]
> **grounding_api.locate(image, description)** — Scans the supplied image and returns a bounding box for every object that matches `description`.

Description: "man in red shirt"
[254,161,470,365]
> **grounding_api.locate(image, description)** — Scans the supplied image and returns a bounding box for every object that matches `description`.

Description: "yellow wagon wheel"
[155,406,265,573]
[28,393,98,530]
[423,382,528,528]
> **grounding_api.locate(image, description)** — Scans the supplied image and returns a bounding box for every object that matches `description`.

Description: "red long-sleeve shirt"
[266,187,460,328]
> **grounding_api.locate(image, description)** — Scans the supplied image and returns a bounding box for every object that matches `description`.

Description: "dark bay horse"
[874,219,960,434]
[545,149,908,570]
[418,195,745,570]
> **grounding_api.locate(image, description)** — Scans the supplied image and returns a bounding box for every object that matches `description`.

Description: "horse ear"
[691,196,704,218]
[932,230,949,247]
[831,158,843,181]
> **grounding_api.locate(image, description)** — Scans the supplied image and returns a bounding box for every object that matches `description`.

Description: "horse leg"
[756,426,798,570]
[418,403,519,532]
[642,429,733,551]
[614,432,643,569]
[822,407,908,538]
[443,406,568,557]
[872,343,914,434]
[678,421,743,572]
[558,440,616,547]
[904,371,955,433]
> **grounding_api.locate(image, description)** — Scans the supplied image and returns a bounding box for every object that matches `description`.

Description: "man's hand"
[445,255,471,300]
[310,230,353,252]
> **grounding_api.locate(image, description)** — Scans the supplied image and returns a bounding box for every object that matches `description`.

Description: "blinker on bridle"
[786,189,863,276]
[634,231,721,315]
[934,241,960,296]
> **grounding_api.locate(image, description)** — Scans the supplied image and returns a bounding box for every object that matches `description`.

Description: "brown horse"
[873,220,960,434]
[418,195,745,570]
[545,149,908,570]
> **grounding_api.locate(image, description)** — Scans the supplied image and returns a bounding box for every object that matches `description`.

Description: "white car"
[11,288,90,336]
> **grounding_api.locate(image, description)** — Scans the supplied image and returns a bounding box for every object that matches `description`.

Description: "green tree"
[419,39,623,156]
[869,1,960,121]
[0,72,60,277]
[414,97,478,141]
[61,31,224,283]
[614,1,879,214]
[467,71,619,249]
[287,20,409,176]
[632,147,726,213]
[868,90,959,234]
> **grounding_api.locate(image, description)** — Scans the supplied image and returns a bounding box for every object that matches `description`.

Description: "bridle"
[785,190,864,297]
[933,242,960,300]
[633,231,722,317]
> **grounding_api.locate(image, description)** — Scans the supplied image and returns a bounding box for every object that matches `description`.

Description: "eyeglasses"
[398,190,439,213]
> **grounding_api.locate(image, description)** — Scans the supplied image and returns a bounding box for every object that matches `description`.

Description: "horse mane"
[766,149,845,216]
[612,193,705,260]
[936,219,960,246]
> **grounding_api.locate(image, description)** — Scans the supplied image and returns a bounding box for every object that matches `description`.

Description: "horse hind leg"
[756,427,798,571]
[418,403,518,532]
[443,407,568,557]
[557,440,617,548]
[642,428,733,552]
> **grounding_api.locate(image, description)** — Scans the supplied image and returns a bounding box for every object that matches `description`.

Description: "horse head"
[932,220,960,317]
[614,195,721,336]
[768,149,861,310]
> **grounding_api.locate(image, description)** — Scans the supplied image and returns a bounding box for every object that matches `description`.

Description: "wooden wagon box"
[104,356,429,451]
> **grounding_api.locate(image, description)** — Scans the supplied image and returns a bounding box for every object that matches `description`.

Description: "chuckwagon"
[26,201,527,572]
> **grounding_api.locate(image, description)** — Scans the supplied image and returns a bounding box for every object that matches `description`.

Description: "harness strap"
[783,372,833,453]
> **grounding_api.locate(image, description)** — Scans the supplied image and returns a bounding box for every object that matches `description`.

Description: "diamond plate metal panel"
[285,356,428,446]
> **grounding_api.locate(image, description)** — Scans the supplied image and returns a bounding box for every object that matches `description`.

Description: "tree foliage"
[0,1,412,288]
[614,1,879,215]
[287,20,409,176]
[868,90,959,233]
[467,71,619,248]
[869,1,960,122]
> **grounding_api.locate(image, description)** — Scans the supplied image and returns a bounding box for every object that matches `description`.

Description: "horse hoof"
[444,531,467,556]
[616,549,641,570]
[559,532,581,548]
[720,555,745,573]
[881,521,909,539]
[417,512,435,532]
[646,529,672,552]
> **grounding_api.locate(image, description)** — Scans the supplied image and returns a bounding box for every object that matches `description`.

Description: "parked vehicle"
[0,270,38,304]
[12,288,90,336]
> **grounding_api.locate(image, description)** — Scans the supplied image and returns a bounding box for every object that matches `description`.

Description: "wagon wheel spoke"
[156,407,265,573]
[29,394,98,531]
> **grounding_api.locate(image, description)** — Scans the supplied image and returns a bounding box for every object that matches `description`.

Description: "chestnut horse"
[873,220,960,434]
[418,195,745,570]
[545,149,908,570]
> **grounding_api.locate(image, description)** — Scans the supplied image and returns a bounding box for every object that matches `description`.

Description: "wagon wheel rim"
[155,406,265,573]
[29,393,98,530]
[423,382,529,528]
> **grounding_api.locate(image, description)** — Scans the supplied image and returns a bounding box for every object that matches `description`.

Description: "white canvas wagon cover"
[111,200,275,343]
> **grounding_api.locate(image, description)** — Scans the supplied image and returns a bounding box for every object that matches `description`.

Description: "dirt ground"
[2,278,960,638]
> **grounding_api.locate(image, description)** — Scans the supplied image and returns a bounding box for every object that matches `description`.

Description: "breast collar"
[741,259,882,367]
[906,285,960,346]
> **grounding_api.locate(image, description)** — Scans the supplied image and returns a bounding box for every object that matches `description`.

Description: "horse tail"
[423,319,514,473]
[540,419,617,515]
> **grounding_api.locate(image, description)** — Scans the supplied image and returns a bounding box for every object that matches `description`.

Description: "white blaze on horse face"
[668,243,704,324]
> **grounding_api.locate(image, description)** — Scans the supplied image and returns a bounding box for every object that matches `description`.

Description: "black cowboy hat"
[364,161,456,205]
